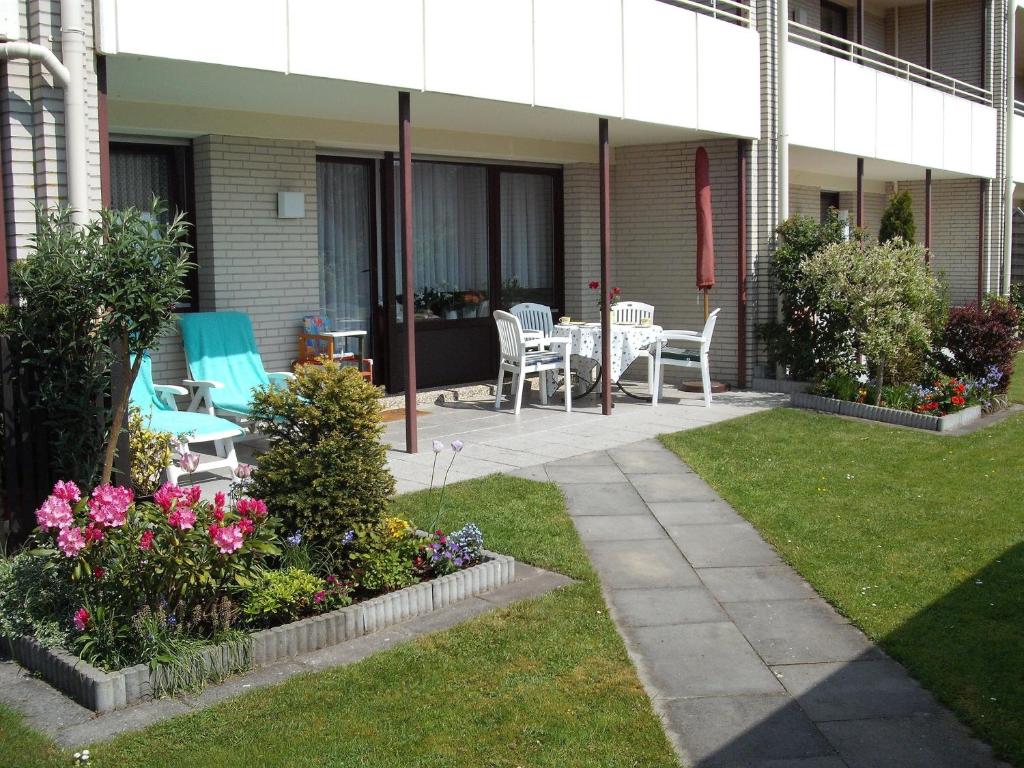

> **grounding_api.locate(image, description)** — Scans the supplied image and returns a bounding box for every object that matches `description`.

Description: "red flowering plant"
[29,475,281,665]
[910,376,979,416]
[589,281,622,311]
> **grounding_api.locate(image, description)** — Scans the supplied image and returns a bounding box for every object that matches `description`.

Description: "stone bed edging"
[3,550,515,713]
[791,391,983,432]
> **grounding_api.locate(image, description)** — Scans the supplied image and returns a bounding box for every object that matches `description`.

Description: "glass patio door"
[316,157,375,343]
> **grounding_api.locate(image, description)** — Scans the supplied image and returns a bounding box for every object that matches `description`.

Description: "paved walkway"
[535,441,1007,768]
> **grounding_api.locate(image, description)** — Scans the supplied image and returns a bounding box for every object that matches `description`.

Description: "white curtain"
[396,162,489,298]
[318,161,371,332]
[500,172,554,298]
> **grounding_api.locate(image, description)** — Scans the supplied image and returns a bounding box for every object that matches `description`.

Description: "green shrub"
[801,239,940,403]
[348,522,421,593]
[241,567,349,626]
[127,408,173,496]
[879,190,916,244]
[250,363,395,551]
[0,550,76,648]
[758,212,857,381]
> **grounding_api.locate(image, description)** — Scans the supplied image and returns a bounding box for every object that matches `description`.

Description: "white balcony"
[95,0,760,141]
[787,23,997,179]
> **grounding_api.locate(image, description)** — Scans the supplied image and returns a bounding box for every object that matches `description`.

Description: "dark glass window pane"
[500,172,555,309]
[317,160,372,335]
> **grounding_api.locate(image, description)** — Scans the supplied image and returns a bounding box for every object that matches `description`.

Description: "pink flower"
[234,463,253,480]
[87,484,133,528]
[179,452,201,473]
[57,526,87,558]
[167,507,197,531]
[214,491,226,511]
[313,591,326,605]
[139,530,155,551]
[184,485,202,506]
[73,608,90,631]
[84,523,105,543]
[93,566,105,579]
[35,496,73,530]
[238,516,254,535]
[51,480,81,503]
[154,482,183,512]
[236,498,268,519]
[210,523,244,554]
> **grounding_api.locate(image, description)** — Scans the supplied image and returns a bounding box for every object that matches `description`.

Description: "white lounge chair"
[649,308,720,408]
[493,310,571,415]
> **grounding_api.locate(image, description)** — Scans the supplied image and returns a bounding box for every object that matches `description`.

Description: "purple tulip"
[179,452,201,473]
[234,463,253,480]
[432,440,444,454]
[451,439,464,453]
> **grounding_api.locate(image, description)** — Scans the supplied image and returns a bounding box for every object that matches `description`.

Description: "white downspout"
[0,0,88,225]
[1004,0,1016,295]
[778,0,789,224]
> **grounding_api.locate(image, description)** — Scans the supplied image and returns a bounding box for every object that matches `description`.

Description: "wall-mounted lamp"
[278,191,305,219]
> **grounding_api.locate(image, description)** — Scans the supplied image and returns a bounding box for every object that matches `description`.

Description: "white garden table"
[545,322,662,397]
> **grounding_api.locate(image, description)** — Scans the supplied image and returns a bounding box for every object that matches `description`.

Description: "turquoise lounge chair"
[130,353,245,483]
[178,311,294,421]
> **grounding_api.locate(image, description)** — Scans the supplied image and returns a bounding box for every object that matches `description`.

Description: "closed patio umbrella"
[695,146,715,321]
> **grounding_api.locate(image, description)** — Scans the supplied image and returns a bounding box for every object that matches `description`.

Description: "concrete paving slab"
[52,698,193,748]
[668,523,783,568]
[629,473,721,503]
[506,465,550,482]
[610,449,695,474]
[697,566,817,604]
[546,450,619,467]
[584,539,701,589]
[724,599,882,665]
[606,586,727,626]
[772,659,943,722]
[560,482,651,517]
[624,622,784,698]
[573,513,668,542]
[545,463,628,485]
[649,500,745,526]
[818,713,1004,768]
[664,694,837,767]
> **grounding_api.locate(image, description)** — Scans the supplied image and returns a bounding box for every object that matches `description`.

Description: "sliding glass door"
[499,170,559,311]
[317,158,375,337]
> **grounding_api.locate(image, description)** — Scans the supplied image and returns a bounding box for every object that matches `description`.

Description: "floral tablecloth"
[550,322,662,383]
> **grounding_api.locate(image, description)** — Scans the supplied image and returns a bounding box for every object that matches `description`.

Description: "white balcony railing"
[657,0,751,28]
[790,21,992,106]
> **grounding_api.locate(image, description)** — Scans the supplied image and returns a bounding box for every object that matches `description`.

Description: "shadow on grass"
[685,544,1022,768]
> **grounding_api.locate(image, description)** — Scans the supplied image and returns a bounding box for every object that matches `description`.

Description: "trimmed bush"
[879,190,916,245]
[250,363,395,551]
[940,303,1021,392]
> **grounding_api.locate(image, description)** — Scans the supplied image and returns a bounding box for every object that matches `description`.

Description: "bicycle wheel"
[615,376,653,402]
[556,360,602,400]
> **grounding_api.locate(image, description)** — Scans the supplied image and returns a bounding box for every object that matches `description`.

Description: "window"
[819,1,849,41]
[317,158,374,334]
[395,161,490,321]
[499,171,557,310]
[109,142,198,309]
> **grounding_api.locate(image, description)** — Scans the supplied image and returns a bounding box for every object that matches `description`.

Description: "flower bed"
[0,460,493,708]
[791,392,982,432]
[3,549,515,712]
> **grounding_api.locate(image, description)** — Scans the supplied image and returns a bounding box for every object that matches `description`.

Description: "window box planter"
[790,392,982,432]
[2,550,516,713]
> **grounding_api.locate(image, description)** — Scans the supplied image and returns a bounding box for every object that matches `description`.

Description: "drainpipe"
[1004,1,1016,295]
[0,0,88,225]
[778,0,789,224]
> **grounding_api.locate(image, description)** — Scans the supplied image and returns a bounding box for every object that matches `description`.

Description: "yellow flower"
[383,516,412,539]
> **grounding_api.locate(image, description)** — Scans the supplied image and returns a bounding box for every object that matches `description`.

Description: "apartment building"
[0,0,1018,392]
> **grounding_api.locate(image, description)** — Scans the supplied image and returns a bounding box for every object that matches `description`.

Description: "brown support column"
[925,0,933,71]
[97,56,111,209]
[399,92,417,453]
[924,169,933,263]
[856,158,865,229]
[856,0,864,47]
[599,118,612,416]
[978,179,987,306]
[737,141,748,390]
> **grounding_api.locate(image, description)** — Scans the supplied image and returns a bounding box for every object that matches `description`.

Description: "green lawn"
[1009,351,1024,403]
[662,408,1024,767]
[0,475,678,768]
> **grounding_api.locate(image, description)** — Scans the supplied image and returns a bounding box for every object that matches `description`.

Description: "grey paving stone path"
[0,563,570,748]
[533,441,1009,768]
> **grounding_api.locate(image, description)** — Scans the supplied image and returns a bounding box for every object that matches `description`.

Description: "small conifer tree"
[879,190,916,244]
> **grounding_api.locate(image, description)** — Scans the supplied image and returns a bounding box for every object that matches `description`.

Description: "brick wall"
[789,185,820,220]
[610,140,742,384]
[894,0,985,88]
[149,136,321,382]
[896,177,983,305]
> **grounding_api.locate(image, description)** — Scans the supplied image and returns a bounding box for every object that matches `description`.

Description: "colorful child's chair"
[296,314,373,381]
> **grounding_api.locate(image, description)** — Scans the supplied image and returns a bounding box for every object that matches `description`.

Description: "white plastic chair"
[611,301,655,325]
[493,310,571,415]
[509,303,554,344]
[649,308,720,408]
